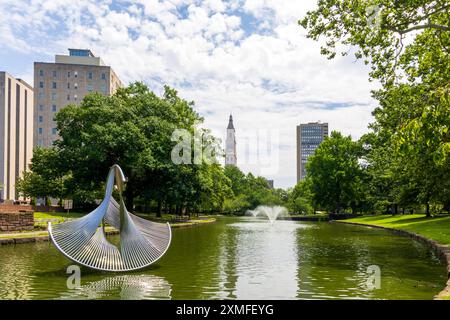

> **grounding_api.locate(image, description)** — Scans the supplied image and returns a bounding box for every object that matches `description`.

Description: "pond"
[0,217,446,300]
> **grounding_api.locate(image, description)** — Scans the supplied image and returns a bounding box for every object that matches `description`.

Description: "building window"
[101,85,106,93]
[88,72,93,79]
[52,70,57,78]
[74,94,78,101]
[67,83,70,89]
[38,139,43,146]
[39,104,44,111]
[38,116,43,123]
[87,84,93,92]
[38,128,43,134]
[74,71,78,78]
[67,94,70,101]
[52,128,57,135]
[38,92,44,99]
[67,71,71,78]
[74,83,78,89]
[39,70,44,77]
[101,73,106,80]
[39,81,44,88]
[51,93,57,101]
[52,82,57,89]
[52,105,57,112]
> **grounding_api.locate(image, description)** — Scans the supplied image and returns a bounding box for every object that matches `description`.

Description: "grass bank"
[341,214,450,246]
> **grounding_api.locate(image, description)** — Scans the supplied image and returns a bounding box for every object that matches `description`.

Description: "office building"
[34,49,123,147]
[0,72,34,201]
[296,122,328,182]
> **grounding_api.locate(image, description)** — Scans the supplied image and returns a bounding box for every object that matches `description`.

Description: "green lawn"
[34,211,85,220]
[344,214,450,246]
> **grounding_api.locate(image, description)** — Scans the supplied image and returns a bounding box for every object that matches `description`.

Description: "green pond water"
[0,217,446,300]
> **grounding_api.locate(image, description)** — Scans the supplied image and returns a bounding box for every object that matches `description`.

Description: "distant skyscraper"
[0,72,34,201]
[296,122,328,182]
[34,49,123,148]
[225,114,237,166]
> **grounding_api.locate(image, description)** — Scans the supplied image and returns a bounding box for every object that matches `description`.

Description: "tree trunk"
[186,206,191,219]
[426,203,431,217]
[394,204,398,215]
[156,200,162,218]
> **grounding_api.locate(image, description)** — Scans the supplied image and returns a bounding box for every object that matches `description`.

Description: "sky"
[0,0,379,189]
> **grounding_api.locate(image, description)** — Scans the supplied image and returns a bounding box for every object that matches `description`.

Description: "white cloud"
[0,0,378,188]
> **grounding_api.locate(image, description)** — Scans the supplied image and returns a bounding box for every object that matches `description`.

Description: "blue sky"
[0,0,377,189]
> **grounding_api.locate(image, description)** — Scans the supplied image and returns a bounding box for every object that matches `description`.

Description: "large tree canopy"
[300,0,450,84]
[307,131,364,213]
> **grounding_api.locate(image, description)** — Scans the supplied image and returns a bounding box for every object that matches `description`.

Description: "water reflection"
[59,275,171,300]
[295,222,446,299]
[227,220,308,299]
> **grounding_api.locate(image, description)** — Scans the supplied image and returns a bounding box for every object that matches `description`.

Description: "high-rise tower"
[225,114,237,166]
[296,122,328,182]
[0,72,34,201]
[34,49,123,148]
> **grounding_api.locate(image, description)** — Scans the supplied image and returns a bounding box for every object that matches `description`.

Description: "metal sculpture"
[49,165,172,271]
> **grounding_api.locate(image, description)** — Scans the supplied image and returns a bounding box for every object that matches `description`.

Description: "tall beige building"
[225,114,237,166]
[296,122,328,182]
[34,49,123,147]
[0,72,34,201]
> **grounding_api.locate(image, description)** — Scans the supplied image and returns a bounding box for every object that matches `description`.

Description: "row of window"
[38,82,106,91]
[38,104,58,112]
[37,87,107,100]
[37,127,57,135]
[38,70,107,80]
[37,92,79,101]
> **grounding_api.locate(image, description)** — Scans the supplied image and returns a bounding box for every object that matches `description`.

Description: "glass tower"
[296,122,328,182]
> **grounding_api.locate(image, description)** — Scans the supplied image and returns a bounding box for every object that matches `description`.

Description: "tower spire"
[227,114,234,130]
[225,114,237,166]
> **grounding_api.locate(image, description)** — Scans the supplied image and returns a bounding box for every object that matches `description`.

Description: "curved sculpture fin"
[49,165,172,272]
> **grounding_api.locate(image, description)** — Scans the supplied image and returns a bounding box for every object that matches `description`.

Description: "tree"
[288,179,314,215]
[307,131,364,213]
[16,147,66,201]
[300,1,450,216]
[299,0,450,85]
[197,163,233,213]
[53,83,206,210]
[223,166,286,212]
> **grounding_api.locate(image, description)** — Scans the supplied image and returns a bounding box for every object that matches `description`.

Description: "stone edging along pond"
[0,218,216,246]
[333,220,450,300]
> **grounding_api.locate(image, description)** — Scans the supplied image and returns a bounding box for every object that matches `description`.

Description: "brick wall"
[0,205,33,212]
[0,204,63,213]
[0,211,34,232]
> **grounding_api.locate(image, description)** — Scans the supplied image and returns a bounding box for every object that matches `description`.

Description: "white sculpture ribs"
[48,164,172,272]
